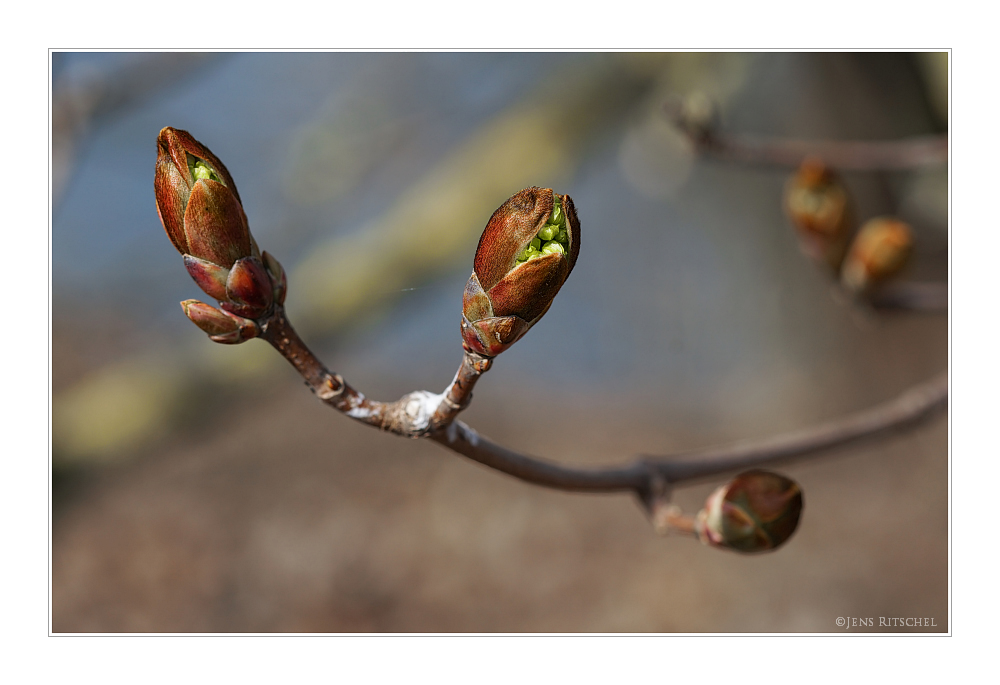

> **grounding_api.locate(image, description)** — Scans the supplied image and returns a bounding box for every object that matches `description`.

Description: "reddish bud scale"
[182,179,252,269]
[180,300,259,344]
[262,251,287,305]
[461,187,580,357]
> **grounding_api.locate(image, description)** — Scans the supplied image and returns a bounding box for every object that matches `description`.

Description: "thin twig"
[260,305,947,498]
[868,281,948,313]
[429,352,493,431]
[665,101,948,171]
[261,307,491,437]
[261,309,387,429]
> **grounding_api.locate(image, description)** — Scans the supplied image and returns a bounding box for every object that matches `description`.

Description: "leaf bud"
[694,470,803,553]
[222,257,274,318]
[840,217,914,295]
[666,92,717,144]
[784,157,853,270]
[461,187,580,357]
[156,127,287,320]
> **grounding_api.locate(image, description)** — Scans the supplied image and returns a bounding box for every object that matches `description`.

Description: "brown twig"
[665,101,947,171]
[261,308,388,430]
[261,306,947,500]
[429,351,493,431]
[261,307,492,437]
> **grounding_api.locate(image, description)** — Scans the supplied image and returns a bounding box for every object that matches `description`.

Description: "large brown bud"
[461,187,580,357]
[155,127,286,343]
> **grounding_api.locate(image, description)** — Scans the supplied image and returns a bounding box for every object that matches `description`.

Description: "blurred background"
[51,52,948,632]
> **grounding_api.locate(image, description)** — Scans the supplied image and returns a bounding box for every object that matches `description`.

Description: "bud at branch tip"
[461,187,580,357]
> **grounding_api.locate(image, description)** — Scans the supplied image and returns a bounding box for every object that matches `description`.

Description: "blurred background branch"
[869,281,949,312]
[665,92,947,170]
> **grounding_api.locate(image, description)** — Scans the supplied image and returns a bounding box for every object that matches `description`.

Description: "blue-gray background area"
[54,53,945,404]
[51,52,948,632]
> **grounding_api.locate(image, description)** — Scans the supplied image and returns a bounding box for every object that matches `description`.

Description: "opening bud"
[155,127,249,264]
[840,217,913,295]
[156,127,287,322]
[694,470,803,553]
[461,187,580,357]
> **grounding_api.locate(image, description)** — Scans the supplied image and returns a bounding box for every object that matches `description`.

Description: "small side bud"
[180,300,258,344]
[694,470,803,553]
[262,250,288,305]
[223,257,274,318]
[840,217,914,295]
[784,157,852,271]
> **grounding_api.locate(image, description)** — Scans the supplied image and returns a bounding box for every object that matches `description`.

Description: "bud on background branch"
[461,187,580,357]
[840,217,914,295]
[784,157,852,270]
[155,127,286,343]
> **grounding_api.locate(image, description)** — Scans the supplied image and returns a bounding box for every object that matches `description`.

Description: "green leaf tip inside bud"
[550,197,564,226]
[191,159,222,184]
[538,224,559,241]
[515,196,571,264]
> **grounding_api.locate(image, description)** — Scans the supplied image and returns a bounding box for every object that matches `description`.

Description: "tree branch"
[260,306,947,500]
[665,101,948,171]
[261,308,388,430]
[868,281,948,313]
[260,307,491,437]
